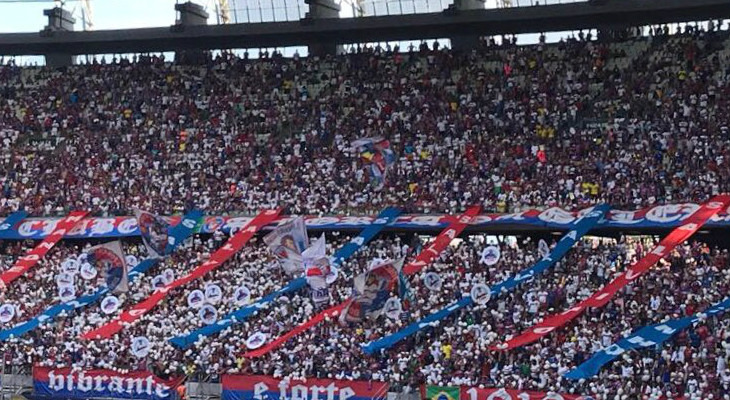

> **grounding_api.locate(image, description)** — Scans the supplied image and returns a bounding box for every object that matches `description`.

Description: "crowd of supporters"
[0,20,730,400]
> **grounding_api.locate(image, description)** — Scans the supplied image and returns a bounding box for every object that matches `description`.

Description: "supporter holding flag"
[302,234,337,304]
[134,209,170,259]
[352,137,397,190]
[339,258,404,324]
[264,217,309,275]
[86,241,129,294]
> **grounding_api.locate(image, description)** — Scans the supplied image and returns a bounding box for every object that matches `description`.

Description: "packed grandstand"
[1,5,730,400]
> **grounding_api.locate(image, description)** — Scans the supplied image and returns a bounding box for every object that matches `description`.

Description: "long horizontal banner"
[168,207,402,349]
[0,210,203,341]
[1,211,88,285]
[426,385,585,400]
[82,209,282,340]
[33,367,184,400]
[361,204,610,354]
[222,375,388,400]
[242,206,481,358]
[3,203,730,239]
[565,295,730,380]
[495,195,730,350]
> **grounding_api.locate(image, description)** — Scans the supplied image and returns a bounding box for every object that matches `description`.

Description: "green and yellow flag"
[425,386,460,400]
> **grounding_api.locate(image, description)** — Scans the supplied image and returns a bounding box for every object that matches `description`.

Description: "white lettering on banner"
[274,379,356,400]
[533,327,555,334]
[561,231,577,241]
[118,217,138,234]
[445,229,456,239]
[168,237,176,246]
[0,223,9,231]
[594,292,610,302]
[407,216,443,226]
[654,324,677,335]
[350,237,365,246]
[561,306,584,315]
[46,371,172,398]
[514,271,534,282]
[53,229,67,237]
[306,217,341,227]
[609,210,642,225]
[471,215,492,224]
[90,219,115,235]
[67,215,84,222]
[707,202,724,209]
[679,223,698,231]
[605,344,625,356]
[625,269,641,280]
[243,225,258,233]
[459,215,472,224]
[627,336,656,348]
[495,212,526,221]
[253,382,268,400]
[373,218,387,225]
[182,219,196,229]
[486,388,512,400]
[336,216,372,226]
[537,207,575,225]
[651,246,666,256]
[19,255,40,262]
[645,204,699,223]
[38,241,55,250]
[129,309,146,317]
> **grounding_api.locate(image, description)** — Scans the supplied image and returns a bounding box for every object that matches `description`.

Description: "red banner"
[461,386,583,400]
[222,375,388,400]
[1,211,88,285]
[243,205,481,358]
[494,195,730,350]
[403,205,481,274]
[33,366,184,400]
[82,209,282,340]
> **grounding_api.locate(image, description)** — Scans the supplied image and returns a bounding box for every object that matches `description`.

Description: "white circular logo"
[470,283,492,305]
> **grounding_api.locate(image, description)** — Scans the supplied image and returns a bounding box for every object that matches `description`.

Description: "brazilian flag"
[425,386,460,400]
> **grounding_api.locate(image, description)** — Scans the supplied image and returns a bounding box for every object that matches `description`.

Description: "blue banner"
[0,210,202,341]
[0,210,28,238]
[565,295,730,380]
[168,207,402,349]
[361,204,611,354]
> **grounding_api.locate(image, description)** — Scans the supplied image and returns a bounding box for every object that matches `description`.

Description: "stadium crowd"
[0,20,729,400]
[1,23,730,216]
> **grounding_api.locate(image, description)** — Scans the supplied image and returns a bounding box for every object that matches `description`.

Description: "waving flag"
[134,209,169,259]
[82,209,282,340]
[353,137,397,190]
[0,210,202,342]
[566,295,730,380]
[264,217,309,275]
[168,207,401,350]
[361,204,610,354]
[243,206,480,358]
[88,241,128,293]
[339,258,403,324]
[494,195,730,351]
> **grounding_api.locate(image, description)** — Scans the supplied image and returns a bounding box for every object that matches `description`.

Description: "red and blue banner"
[243,206,480,358]
[3,203,730,240]
[459,385,585,400]
[495,195,730,351]
[33,367,184,400]
[361,204,610,354]
[221,375,388,400]
[0,211,88,285]
[0,210,28,238]
[168,207,401,350]
[0,210,202,342]
[82,209,282,340]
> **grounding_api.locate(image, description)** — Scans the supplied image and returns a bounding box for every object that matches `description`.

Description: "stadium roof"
[0,0,728,55]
